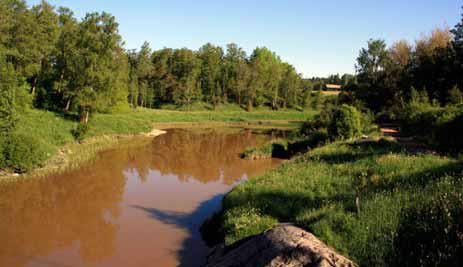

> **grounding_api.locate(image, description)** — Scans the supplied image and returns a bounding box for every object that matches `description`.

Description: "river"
[0,128,282,267]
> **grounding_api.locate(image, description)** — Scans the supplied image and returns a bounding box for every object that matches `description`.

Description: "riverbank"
[1,108,315,180]
[209,137,463,266]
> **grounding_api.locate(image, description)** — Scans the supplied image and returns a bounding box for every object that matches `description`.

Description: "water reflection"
[0,162,126,267]
[0,128,281,267]
[121,128,277,184]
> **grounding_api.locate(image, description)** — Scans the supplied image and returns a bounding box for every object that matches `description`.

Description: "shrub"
[72,123,90,142]
[446,86,463,106]
[399,105,463,153]
[327,105,363,140]
[399,106,444,137]
[435,112,463,153]
[301,104,373,142]
[300,105,334,137]
[2,133,47,173]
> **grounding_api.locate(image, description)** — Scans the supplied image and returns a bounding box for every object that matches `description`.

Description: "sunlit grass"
[88,108,316,137]
[220,139,463,266]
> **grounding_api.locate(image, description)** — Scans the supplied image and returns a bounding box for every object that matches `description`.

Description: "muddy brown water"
[0,128,282,267]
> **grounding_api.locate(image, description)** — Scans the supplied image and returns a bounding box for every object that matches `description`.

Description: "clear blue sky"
[29,0,461,77]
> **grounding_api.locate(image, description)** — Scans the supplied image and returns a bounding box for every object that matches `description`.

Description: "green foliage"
[72,123,90,142]
[327,105,363,140]
[2,133,48,173]
[400,102,463,153]
[435,111,463,153]
[220,139,463,266]
[394,178,463,267]
[301,104,375,145]
[0,137,6,169]
[223,206,278,245]
[0,60,19,134]
[242,139,290,160]
[6,109,77,170]
[349,18,463,116]
[242,143,276,160]
[452,6,463,45]
[447,86,463,105]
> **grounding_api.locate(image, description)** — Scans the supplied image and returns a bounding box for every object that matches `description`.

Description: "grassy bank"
[1,107,315,178]
[217,138,463,266]
[87,108,315,137]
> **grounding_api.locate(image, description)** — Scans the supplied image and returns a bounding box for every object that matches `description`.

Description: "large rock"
[206,224,355,267]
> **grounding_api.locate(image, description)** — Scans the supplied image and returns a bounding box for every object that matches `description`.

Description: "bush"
[72,123,90,142]
[446,86,463,106]
[400,106,445,137]
[328,105,363,140]
[300,105,334,137]
[2,133,47,173]
[400,105,463,153]
[301,104,374,142]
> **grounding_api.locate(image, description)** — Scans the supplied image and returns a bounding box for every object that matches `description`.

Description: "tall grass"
[220,139,463,266]
[14,109,76,160]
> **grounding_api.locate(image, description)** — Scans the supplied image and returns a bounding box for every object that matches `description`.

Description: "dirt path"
[379,124,435,154]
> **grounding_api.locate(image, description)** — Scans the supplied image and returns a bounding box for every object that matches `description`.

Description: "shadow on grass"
[130,194,225,267]
[312,139,404,164]
[271,138,327,159]
[365,161,463,196]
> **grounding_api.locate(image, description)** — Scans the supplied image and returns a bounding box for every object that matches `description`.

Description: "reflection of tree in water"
[0,128,280,267]
[125,129,278,184]
[0,160,127,267]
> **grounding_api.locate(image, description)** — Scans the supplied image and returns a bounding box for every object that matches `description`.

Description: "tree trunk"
[223,86,228,104]
[64,99,71,111]
[247,98,253,112]
[80,110,90,124]
[273,89,279,110]
[31,76,37,95]
[355,195,361,215]
[130,93,134,109]
[57,72,64,93]
[237,89,241,106]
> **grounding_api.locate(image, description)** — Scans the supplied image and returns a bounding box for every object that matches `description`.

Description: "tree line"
[127,42,307,112]
[343,11,463,116]
[336,6,463,153]
[0,0,310,131]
